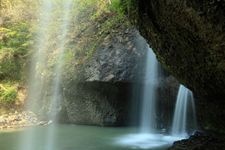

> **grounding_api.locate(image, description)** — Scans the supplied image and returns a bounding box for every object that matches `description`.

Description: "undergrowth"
[0,0,129,105]
[0,82,17,105]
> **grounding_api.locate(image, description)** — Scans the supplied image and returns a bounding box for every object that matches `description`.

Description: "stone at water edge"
[168,131,225,150]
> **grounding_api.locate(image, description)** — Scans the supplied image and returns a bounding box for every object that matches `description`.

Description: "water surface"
[0,125,170,150]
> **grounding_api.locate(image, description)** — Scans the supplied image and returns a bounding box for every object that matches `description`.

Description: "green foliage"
[0,49,20,80]
[64,49,75,64]
[0,83,17,104]
[109,0,125,16]
[0,0,35,108]
[0,23,32,54]
[0,0,131,104]
[0,22,32,80]
[63,0,130,67]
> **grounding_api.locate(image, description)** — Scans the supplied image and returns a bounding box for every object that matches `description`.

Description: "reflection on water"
[115,133,185,149]
[0,125,170,150]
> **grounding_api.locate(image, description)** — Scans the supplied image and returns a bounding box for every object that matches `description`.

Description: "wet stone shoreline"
[0,111,45,130]
[168,131,225,150]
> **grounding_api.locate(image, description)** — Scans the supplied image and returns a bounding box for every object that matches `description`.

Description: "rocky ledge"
[168,131,225,150]
[0,111,48,130]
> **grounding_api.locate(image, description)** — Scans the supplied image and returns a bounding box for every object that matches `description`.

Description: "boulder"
[62,25,179,126]
[168,131,225,150]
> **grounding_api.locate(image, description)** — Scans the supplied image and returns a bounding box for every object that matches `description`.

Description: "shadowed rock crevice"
[129,0,225,99]
[124,0,225,132]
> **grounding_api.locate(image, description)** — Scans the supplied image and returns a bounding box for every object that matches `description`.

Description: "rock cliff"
[62,15,179,126]
[125,0,225,132]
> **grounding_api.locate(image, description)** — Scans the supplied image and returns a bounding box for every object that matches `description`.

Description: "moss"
[63,0,132,82]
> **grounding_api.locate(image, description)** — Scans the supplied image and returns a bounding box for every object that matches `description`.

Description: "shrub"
[0,83,17,104]
[0,22,32,80]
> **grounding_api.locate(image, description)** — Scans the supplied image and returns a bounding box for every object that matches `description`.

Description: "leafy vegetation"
[0,22,32,80]
[0,83,17,104]
[0,0,35,106]
[0,0,129,106]
[61,0,134,87]
[70,0,128,60]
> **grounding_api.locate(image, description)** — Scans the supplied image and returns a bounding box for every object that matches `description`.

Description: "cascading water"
[18,1,73,150]
[171,84,197,137]
[47,0,73,123]
[115,48,177,149]
[115,49,198,149]
[19,1,54,150]
[140,48,158,133]
[27,0,54,114]
[45,1,73,150]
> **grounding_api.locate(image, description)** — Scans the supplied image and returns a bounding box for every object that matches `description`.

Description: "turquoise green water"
[0,125,170,150]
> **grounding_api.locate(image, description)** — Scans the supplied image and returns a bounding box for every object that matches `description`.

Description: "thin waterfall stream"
[19,1,54,150]
[48,0,73,122]
[26,0,54,114]
[116,48,173,149]
[115,48,197,149]
[45,1,73,150]
[140,48,158,133]
[171,85,197,137]
[18,1,73,150]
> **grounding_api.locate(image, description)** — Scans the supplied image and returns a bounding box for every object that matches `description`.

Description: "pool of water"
[0,125,173,150]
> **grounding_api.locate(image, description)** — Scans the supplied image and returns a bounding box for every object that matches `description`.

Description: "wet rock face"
[195,97,225,133]
[63,77,179,127]
[84,28,148,82]
[131,0,225,100]
[62,25,180,126]
[63,82,131,126]
[168,131,225,150]
[63,26,148,126]
[62,28,150,126]
[157,75,179,130]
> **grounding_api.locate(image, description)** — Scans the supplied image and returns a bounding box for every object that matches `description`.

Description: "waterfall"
[44,1,73,150]
[19,1,54,150]
[140,47,158,133]
[26,0,54,114]
[116,48,177,149]
[115,50,197,149]
[26,0,73,124]
[48,0,73,123]
[19,1,73,150]
[171,85,197,137]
